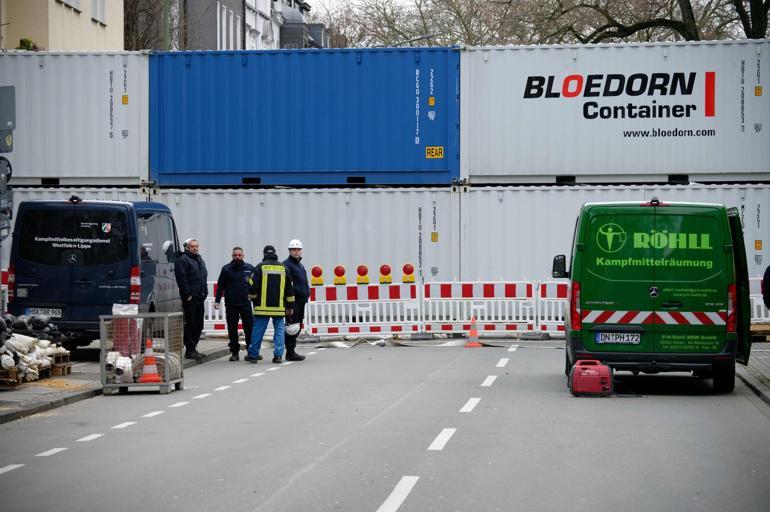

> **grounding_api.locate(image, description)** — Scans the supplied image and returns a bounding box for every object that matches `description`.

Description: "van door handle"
[661,301,683,309]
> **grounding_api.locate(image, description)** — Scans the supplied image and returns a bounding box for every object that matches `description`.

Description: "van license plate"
[26,308,62,318]
[596,332,640,344]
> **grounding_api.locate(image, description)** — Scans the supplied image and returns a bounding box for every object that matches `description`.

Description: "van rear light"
[7,264,15,304]
[130,265,141,304]
[726,284,736,333]
[570,281,581,331]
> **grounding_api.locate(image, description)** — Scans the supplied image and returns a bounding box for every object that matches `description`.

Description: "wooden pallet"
[0,367,20,390]
[52,354,71,365]
[52,363,72,377]
[750,323,770,343]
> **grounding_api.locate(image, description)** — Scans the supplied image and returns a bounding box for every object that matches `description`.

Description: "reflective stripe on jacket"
[248,256,295,316]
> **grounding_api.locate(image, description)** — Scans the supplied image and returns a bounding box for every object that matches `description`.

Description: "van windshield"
[19,208,129,266]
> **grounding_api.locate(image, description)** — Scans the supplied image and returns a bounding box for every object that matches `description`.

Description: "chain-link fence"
[100,312,184,395]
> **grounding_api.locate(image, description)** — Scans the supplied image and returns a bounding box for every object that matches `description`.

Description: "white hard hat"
[288,239,303,249]
[285,323,301,336]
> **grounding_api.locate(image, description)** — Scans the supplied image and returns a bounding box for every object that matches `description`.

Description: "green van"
[552,198,751,393]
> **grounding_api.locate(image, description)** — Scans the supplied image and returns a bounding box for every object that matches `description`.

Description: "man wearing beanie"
[245,245,295,364]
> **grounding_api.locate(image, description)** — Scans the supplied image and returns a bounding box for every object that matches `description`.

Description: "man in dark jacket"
[283,238,309,361]
[763,264,770,310]
[245,245,294,364]
[215,247,255,362]
[174,238,208,361]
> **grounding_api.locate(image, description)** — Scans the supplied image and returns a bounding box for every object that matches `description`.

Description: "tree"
[733,0,769,38]
[125,0,174,50]
[525,0,767,44]
[315,0,766,48]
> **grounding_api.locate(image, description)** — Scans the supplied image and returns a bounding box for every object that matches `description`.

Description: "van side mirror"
[552,255,568,278]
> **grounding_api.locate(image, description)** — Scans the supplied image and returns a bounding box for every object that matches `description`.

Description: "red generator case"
[569,360,613,397]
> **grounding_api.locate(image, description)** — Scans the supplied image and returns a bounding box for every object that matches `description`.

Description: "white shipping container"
[461,184,770,281]
[461,40,770,184]
[0,52,149,185]
[7,184,769,282]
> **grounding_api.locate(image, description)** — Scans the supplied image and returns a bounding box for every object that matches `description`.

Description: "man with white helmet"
[283,238,309,361]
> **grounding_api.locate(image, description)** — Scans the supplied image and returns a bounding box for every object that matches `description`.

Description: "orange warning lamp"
[402,263,415,283]
[356,265,369,285]
[311,266,324,286]
[333,265,346,285]
[379,264,392,284]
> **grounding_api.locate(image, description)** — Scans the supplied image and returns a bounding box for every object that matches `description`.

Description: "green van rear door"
[580,206,657,353]
[652,205,729,354]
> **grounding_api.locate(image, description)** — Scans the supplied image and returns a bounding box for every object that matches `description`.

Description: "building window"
[220,3,228,50]
[228,10,234,50]
[217,2,221,49]
[57,0,82,12]
[91,0,106,25]
[236,15,241,50]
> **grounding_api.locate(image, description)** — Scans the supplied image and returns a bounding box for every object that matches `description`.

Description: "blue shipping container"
[150,48,460,186]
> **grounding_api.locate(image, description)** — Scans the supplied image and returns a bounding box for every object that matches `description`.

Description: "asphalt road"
[1,344,769,512]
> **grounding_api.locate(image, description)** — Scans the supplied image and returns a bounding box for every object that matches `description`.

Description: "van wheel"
[712,361,735,394]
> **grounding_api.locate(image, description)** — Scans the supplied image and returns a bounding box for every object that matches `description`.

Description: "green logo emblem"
[597,223,627,253]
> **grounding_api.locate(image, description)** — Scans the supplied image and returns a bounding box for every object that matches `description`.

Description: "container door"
[69,207,133,312]
[652,206,728,354]
[580,208,656,353]
[728,207,751,365]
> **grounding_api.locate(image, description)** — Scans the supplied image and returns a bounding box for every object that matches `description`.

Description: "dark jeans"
[182,297,204,352]
[285,300,306,355]
[226,303,253,353]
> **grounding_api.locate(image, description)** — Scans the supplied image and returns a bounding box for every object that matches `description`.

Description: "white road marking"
[481,375,497,387]
[0,464,24,474]
[112,422,136,429]
[496,358,509,368]
[168,401,189,408]
[77,434,104,442]
[427,428,456,451]
[267,367,280,372]
[214,385,231,391]
[306,351,318,355]
[142,411,165,418]
[508,344,519,352]
[317,348,327,351]
[250,372,265,378]
[193,393,211,399]
[36,447,67,457]
[459,397,481,413]
[232,379,249,384]
[283,362,294,366]
[376,476,420,512]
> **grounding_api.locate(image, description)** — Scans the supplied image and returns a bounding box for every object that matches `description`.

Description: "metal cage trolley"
[99,312,184,394]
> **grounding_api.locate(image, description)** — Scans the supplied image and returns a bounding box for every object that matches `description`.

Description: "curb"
[0,346,233,425]
[0,383,103,426]
[737,365,770,407]
[182,347,232,368]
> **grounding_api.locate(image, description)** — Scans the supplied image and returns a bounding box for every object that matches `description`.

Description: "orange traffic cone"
[465,316,482,348]
[139,338,162,383]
